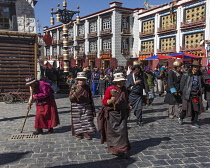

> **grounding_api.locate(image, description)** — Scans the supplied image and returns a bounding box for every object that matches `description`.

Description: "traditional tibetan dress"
[69,84,96,135]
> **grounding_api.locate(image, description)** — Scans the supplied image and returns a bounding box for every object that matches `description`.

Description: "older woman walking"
[26,75,60,135]
[98,73,131,159]
[69,72,96,140]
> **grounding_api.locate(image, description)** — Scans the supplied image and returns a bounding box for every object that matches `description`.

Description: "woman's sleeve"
[102,87,111,105]
[33,83,51,99]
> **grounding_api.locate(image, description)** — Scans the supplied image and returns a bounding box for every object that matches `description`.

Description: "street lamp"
[50,0,80,74]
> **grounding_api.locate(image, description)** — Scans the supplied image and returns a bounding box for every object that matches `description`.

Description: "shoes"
[178,118,183,124]
[76,133,83,140]
[48,128,54,134]
[191,123,200,128]
[137,121,143,126]
[33,129,43,135]
[83,133,92,140]
[168,115,174,119]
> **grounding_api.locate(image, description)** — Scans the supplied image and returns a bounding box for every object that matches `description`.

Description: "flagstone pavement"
[0,94,210,168]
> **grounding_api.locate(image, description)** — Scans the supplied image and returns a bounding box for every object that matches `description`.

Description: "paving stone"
[1,95,210,168]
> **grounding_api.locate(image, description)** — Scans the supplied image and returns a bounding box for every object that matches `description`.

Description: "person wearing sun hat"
[26,75,60,135]
[179,60,205,128]
[98,72,131,159]
[69,72,96,140]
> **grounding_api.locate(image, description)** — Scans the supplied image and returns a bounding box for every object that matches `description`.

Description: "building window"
[142,19,154,33]
[52,47,57,56]
[59,30,63,39]
[102,17,111,30]
[161,13,176,28]
[0,6,10,29]
[185,4,205,22]
[68,28,73,37]
[52,32,57,41]
[78,43,85,52]
[90,41,97,51]
[103,39,111,50]
[141,40,154,52]
[160,37,175,51]
[184,32,203,48]
[122,16,129,29]
[90,21,97,32]
[46,48,50,56]
[59,46,63,55]
[68,44,74,53]
[78,24,84,35]
[122,38,129,49]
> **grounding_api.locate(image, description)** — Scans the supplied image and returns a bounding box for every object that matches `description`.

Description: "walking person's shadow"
[50,137,171,168]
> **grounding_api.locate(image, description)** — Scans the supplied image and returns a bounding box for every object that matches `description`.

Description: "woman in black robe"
[98,73,131,159]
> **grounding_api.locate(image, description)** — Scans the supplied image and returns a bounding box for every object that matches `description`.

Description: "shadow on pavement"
[55,125,71,134]
[50,158,136,168]
[128,115,168,124]
[130,137,171,156]
[198,117,210,125]
[50,137,171,168]
[0,151,31,166]
[0,114,35,122]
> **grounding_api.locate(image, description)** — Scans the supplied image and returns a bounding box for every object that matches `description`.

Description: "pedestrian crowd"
[25,59,210,159]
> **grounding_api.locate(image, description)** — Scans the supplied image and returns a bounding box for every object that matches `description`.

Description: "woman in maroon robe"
[98,72,131,159]
[26,75,60,135]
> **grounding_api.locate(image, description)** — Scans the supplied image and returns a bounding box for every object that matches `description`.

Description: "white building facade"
[44,0,210,70]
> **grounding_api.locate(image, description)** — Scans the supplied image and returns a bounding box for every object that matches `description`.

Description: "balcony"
[87,51,97,59]
[68,36,73,41]
[139,30,155,38]
[180,17,205,30]
[122,49,130,55]
[100,29,112,36]
[100,49,112,58]
[157,24,176,35]
[139,51,153,55]
[88,32,97,39]
[69,52,74,58]
[76,34,85,40]
[121,29,131,36]
[51,55,57,60]
[157,47,176,54]
[180,45,202,52]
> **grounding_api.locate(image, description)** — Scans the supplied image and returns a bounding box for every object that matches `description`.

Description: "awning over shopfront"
[145,55,172,60]
[168,52,200,59]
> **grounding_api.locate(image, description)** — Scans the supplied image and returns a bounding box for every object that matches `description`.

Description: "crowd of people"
[26,59,210,159]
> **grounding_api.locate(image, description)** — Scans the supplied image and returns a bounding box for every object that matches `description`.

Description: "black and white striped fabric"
[71,103,96,135]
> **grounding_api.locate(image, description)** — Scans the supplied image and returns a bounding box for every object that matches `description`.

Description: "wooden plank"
[0,43,34,48]
[0,50,34,54]
[0,65,34,68]
[0,58,34,61]
[0,54,35,57]
[0,71,35,75]
[0,47,34,51]
[0,62,34,65]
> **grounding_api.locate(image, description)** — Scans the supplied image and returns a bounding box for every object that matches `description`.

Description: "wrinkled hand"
[28,103,32,110]
[107,97,116,104]
[129,105,132,110]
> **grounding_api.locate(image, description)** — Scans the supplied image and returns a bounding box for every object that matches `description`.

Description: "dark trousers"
[180,110,199,123]
[134,109,142,122]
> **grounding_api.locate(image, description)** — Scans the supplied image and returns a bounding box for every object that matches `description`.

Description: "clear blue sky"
[34,0,170,34]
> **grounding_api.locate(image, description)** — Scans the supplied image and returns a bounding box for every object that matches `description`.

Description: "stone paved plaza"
[1,94,210,168]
